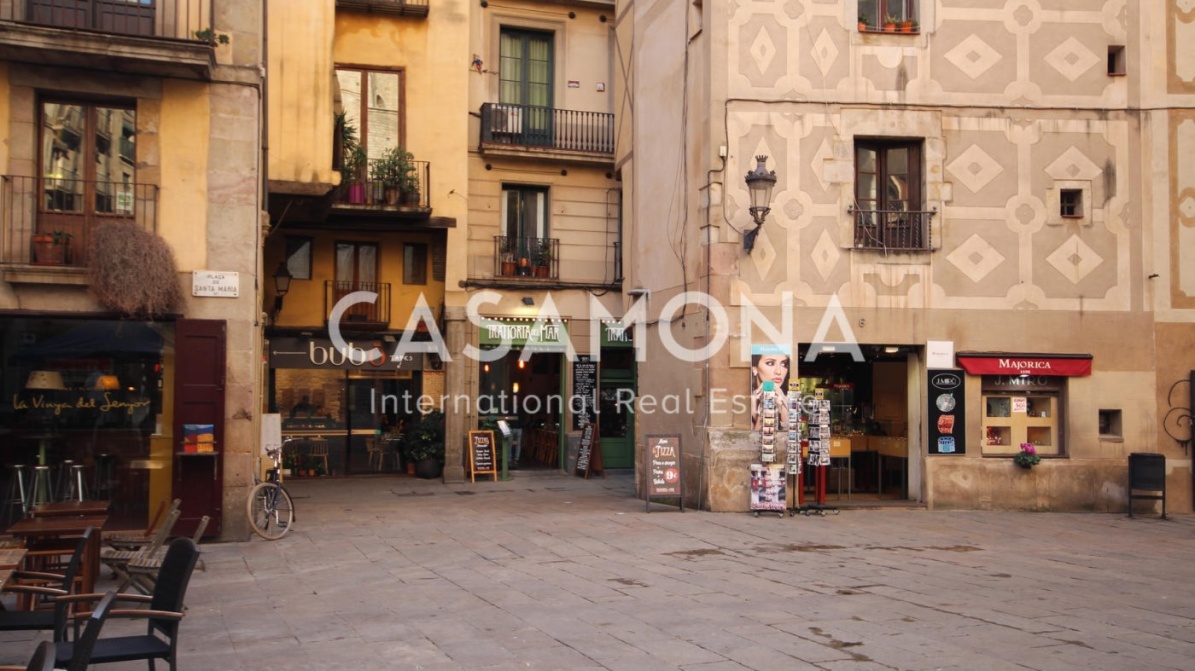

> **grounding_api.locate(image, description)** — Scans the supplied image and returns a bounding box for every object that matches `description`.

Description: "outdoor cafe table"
[29,500,111,518]
[5,514,108,595]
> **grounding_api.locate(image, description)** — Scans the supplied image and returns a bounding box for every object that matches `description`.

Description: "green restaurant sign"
[479,317,570,351]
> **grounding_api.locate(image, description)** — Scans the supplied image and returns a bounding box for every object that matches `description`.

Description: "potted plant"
[900,18,914,33]
[31,230,72,265]
[535,238,553,278]
[883,14,899,32]
[500,237,517,277]
[401,410,445,479]
[1014,443,1041,469]
[370,145,416,206]
[858,13,869,31]
[910,19,919,33]
[343,145,368,204]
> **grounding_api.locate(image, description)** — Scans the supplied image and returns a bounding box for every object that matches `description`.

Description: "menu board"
[574,422,598,478]
[572,355,597,430]
[928,369,965,455]
[646,435,683,508]
[467,430,498,481]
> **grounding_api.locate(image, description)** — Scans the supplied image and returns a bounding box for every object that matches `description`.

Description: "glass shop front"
[268,335,425,476]
[0,317,171,531]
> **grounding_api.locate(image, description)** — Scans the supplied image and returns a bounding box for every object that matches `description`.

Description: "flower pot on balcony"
[32,234,69,266]
[347,183,366,204]
[535,265,550,278]
[384,188,400,205]
[501,260,517,277]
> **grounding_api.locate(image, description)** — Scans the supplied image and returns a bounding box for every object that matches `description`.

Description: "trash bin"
[1127,452,1166,519]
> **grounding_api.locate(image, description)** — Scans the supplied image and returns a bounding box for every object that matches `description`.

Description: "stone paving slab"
[1,472,1193,670]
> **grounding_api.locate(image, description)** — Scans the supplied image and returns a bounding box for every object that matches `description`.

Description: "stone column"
[442,305,468,482]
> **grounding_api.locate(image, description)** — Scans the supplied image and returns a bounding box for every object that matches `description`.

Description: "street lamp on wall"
[743,155,777,254]
[272,261,293,317]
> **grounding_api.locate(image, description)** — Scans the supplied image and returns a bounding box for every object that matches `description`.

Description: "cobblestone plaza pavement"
[2,471,1193,670]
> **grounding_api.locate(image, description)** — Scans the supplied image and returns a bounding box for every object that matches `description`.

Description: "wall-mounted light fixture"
[272,261,293,316]
[743,155,777,254]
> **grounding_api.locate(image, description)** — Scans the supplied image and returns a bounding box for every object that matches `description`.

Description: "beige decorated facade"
[617,1,1195,512]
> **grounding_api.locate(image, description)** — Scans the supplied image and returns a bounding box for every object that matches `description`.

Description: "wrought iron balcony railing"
[326,280,391,329]
[851,208,936,252]
[494,236,559,280]
[333,159,429,209]
[481,103,614,155]
[2,0,216,42]
[336,0,428,17]
[1,175,159,267]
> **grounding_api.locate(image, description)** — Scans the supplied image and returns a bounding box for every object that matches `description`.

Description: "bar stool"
[54,459,76,502]
[2,464,30,524]
[92,453,115,500]
[29,465,53,508]
[60,463,88,502]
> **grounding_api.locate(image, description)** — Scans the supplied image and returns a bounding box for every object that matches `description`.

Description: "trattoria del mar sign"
[478,317,570,351]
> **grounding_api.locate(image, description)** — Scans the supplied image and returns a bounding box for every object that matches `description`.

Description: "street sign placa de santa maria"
[192,270,239,297]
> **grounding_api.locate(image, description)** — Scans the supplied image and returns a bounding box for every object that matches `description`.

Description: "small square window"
[1098,409,1122,438]
[1060,189,1083,218]
[403,243,428,285]
[1108,46,1126,76]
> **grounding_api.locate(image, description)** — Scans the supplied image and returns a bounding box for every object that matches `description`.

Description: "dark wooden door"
[171,319,226,538]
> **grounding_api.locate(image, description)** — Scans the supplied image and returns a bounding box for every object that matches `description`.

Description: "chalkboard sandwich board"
[646,434,683,512]
[468,430,498,482]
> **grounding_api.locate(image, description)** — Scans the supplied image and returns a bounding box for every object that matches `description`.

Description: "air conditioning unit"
[491,105,523,135]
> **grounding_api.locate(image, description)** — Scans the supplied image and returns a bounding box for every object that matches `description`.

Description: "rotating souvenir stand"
[750,381,786,518]
[796,396,839,516]
[785,382,803,517]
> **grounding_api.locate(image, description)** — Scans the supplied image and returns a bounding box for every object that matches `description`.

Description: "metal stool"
[60,463,88,502]
[2,464,30,524]
[92,453,114,500]
[29,465,53,508]
[54,460,76,502]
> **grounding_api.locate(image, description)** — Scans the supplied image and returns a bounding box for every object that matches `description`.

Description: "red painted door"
[171,319,226,538]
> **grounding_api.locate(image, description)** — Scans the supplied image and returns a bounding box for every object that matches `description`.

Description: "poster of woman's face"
[750,347,791,432]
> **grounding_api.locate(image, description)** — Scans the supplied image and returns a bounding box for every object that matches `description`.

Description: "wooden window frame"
[403,242,428,285]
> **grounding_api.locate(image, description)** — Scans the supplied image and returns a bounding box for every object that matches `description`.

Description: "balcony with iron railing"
[325,280,391,330]
[336,0,428,17]
[493,236,559,280]
[480,103,614,163]
[331,159,430,211]
[0,0,220,79]
[850,208,936,252]
[1,174,159,269]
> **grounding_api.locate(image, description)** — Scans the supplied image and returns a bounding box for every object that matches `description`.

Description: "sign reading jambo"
[646,434,683,504]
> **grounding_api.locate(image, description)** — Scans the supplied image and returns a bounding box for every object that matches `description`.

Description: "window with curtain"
[859,0,917,26]
[336,242,378,287]
[40,101,136,219]
[854,139,926,250]
[336,68,402,162]
[501,186,548,263]
[499,28,553,145]
[403,243,427,285]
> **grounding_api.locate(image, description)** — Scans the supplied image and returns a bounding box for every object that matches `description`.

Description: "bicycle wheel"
[246,482,294,540]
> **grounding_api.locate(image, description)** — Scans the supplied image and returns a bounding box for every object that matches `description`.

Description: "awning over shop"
[956,352,1092,377]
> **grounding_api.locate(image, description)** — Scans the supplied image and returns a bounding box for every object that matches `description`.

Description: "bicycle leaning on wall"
[246,438,296,540]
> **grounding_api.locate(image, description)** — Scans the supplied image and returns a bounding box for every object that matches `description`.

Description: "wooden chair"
[125,515,209,595]
[307,438,330,475]
[100,508,179,590]
[104,498,180,551]
[365,438,384,472]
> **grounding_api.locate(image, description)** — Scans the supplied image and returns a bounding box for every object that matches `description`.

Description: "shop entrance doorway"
[598,380,634,469]
[797,345,912,501]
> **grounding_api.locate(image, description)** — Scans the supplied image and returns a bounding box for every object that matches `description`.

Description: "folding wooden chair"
[100,508,179,591]
[103,498,180,552]
[125,515,208,595]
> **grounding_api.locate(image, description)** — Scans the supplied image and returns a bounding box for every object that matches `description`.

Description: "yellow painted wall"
[267,0,339,186]
[157,80,211,271]
[0,64,8,171]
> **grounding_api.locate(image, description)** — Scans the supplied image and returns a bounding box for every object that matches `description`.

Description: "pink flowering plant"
[1014,442,1041,468]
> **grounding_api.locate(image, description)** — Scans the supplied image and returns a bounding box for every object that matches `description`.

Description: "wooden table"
[6,514,108,595]
[30,500,111,518]
[0,547,27,570]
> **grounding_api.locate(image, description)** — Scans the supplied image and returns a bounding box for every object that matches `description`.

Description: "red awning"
[956,353,1092,377]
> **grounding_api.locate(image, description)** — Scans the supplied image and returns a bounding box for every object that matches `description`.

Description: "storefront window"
[1,318,169,529]
[981,376,1064,457]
